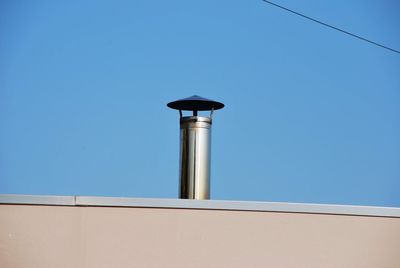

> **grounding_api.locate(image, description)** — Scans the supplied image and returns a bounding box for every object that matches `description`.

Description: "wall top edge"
[1,194,399,218]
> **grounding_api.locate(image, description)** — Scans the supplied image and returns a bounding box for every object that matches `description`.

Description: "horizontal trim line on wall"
[0,194,399,218]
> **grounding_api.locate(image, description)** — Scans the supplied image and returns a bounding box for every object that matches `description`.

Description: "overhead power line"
[261,0,400,55]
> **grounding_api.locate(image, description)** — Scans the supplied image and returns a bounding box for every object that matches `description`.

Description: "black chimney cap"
[167,95,224,111]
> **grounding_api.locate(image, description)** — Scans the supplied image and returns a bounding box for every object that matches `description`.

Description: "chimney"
[167,95,224,200]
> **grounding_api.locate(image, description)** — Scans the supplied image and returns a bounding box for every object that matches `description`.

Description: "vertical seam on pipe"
[192,129,196,199]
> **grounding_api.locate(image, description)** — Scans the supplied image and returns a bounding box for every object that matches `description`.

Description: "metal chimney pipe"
[179,116,211,199]
[168,95,224,200]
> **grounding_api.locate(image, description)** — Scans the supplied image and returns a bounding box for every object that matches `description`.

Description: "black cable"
[261,0,400,55]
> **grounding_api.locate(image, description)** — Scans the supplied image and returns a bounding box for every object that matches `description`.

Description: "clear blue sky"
[1,0,399,206]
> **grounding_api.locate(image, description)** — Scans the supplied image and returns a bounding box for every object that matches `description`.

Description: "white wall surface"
[1,203,400,268]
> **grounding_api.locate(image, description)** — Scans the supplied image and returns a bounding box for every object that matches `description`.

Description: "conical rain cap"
[167,95,224,111]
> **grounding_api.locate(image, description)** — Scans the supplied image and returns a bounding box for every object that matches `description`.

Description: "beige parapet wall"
[0,195,400,268]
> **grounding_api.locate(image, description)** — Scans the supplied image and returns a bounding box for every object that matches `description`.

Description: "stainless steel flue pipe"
[179,116,211,199]
[168,95,224,200]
